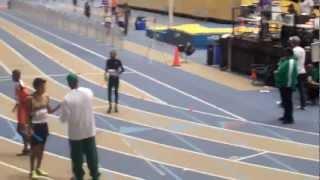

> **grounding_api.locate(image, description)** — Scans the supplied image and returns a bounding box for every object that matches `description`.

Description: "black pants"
[279,87,294,122]
[108,76,119,104]
[297,74,307,108]
[69,137,100,180]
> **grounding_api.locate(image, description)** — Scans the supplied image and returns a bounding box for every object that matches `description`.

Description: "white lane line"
[0,86,318,179]
[0,70,135,79]
[1,21,318,163]
[0,136,144,180]
[49,128,235,180]
[0,161,30,174]
[3,87,317,165]
[3,12,319,136]
[0,161,55,180]
[263,154,299,172]
[94,115,167,176]
[158,164,183,180]
[20,37,166,106]
[63,129,317,180]
[0,60,318,163]
[60,131,319,179]
[0,12,242,120]
[1,100,233,180]
[0,36,238,122]
[94,111,320,162]
[236,151,269,161]
[121,138,167,177]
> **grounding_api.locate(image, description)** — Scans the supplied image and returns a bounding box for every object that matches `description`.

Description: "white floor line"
[120,138,167,177]
[236,151,269,161]
[0,136,144,180]
[0,12,243,121]
[3,12,318,136]
[0,161,30,174]
[263,153,299,172]
[0,71,135,80]
[1,117,313,180]
[0,161,55,180]
[0,161,57,180]
[94,109,320,162]
[0,61,319,163]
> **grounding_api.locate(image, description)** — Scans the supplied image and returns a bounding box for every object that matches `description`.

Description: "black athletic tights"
[108,76,119,104]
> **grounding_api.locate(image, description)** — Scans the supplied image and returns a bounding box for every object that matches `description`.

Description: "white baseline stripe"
[0,161,30,174]
[0,59,318,163]
[0,137,144,180]
[2,12,318,136]
[0,113,235,180]
[0,12,243,121]
[236,151,269,161]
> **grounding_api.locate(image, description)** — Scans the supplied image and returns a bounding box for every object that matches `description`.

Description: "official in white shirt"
[289,36,307,110]
[60,73,100,180]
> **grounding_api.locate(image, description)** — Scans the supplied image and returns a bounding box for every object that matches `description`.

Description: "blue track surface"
[0,6,318,179]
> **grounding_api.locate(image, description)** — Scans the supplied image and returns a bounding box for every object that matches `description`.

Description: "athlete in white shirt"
[60,73,100,180]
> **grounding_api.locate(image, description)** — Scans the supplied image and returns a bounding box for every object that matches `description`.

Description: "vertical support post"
[168,0,174,27]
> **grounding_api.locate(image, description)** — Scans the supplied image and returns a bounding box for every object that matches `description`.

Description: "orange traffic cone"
[172,47,181,67]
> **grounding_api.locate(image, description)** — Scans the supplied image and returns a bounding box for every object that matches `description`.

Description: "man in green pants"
[275,48,298,124]
[60,73,100,180]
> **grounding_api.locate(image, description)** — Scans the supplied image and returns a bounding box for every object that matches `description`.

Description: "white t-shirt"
[60,87,96,140]
[300,0,314,15]
[293,46,306,74]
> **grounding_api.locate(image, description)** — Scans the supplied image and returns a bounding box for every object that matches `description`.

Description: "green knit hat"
[66,73,78,83]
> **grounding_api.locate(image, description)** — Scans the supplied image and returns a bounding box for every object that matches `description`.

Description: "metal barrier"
[9,0,124,49]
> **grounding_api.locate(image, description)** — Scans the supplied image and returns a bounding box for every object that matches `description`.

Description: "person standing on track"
[275,48,298,124]
[105,50,124,113]
[60,73,100,180]
[11,69,30,156]
[123,2,131,35]
[289,36,307,110]
[27,78,60,179]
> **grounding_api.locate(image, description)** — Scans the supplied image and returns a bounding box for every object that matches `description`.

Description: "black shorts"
[31,123,49,146]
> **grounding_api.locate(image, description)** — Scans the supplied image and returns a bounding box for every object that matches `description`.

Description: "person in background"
[7,0,11,9]
[111,0,118,15]
[306,62,319,104]
[28,78,60,179]
[289,36,307,110]
[275,48,298,124]
[11,70,30,156]
[288,3,299,15]
[105,50,124,113]
[84,1,91,18]
[312,5,320,16]
[260,0,272,19]
[60,74,100,180]
[300,0,314,15]
[123,2,131,35]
